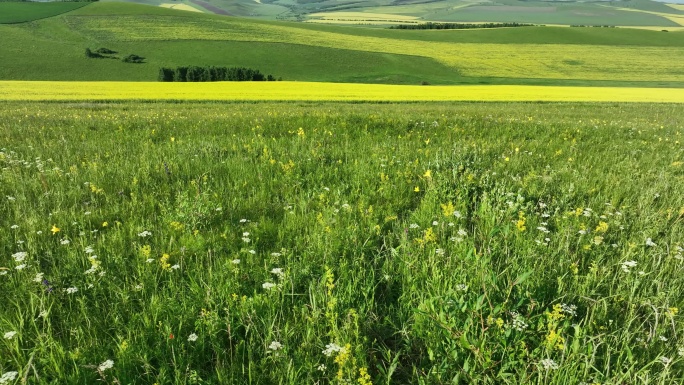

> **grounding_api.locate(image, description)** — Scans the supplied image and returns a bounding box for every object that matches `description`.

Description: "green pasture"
[0,2,87,24]
[0,1,683,86]
[0,101,683,384]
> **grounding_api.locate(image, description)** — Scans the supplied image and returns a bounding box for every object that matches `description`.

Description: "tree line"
[158,66,279,82]
[389,22,535,30]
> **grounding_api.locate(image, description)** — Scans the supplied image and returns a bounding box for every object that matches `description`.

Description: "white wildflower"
[15,264,26,270]
[453,211,462,218]
[98,359,114,372]
[317,364,327,372]
[645,238,657,247]
[231,259,240,265]
[145,258,155,263]
[249,250,256,255]
[187,333,198,342]
[10,225,18,230]
[455,284,468,292]
[432,221,439,226]
[3,331,17,340]
[0,371,18,385]
[268,341,282,351]
[621,260,637,273]
[540,358,559,370]
[271,268,284,278]
[11,252,27,262]
[561,303,577,317]
[322,343,344,357]
[659,335,668,342]
[262,282,276,290]
[60,238,70,245]
[511,312,528,331]
[84,246,94,254]
[457,229,467,237]
[171,264,180,270]
[66,287,78,294]
[271,252,282,257]
[137,231,152,237]
[435,249,445,256]
[33,273,44,283]
[409,223,419,229]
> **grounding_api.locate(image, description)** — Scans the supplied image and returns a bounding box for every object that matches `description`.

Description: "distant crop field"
[0,2,87,24]
[66,15,684,82]
[1,81,684,102]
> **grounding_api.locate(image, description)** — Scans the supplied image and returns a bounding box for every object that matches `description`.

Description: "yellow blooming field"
[66,16,684,82]
[1,81,684,102]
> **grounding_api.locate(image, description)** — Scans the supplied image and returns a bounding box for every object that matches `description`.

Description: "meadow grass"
[2,81,684,103]
[0,101,683,384]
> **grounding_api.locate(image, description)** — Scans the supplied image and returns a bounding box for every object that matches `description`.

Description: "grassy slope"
[0,2,87,24]
[1,2,683,86]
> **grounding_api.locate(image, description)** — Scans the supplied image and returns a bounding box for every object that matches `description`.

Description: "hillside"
[1,1,683,86]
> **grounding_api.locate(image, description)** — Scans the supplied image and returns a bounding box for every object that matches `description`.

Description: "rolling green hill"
[1,1,683,86]
[0,1,88,24]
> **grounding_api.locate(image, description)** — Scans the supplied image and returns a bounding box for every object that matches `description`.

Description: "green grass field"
[0,2,683,86]
[0,2,87,24]
[1,101,683,384]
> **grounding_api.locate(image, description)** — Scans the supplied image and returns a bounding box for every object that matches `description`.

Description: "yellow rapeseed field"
[1,81,683,102]
[68,16,684,82]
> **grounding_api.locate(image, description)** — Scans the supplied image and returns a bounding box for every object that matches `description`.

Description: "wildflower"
[262,282,276,290]
[33,273,44,283]
[84,246,94,254]
[595,221,609,233]
[646,238,657,247]
[15,264,26,270]
[659,335,668,342]
[0,372,18,385]
[271,268,284,278]
[145,258,154,263]
[169,333,174,340]
[171,264,180,270]
[98,360,114,372]
[432,221,439,226]
[51,225,60,234]
[268,341,282,351]
[231,259,240,265]
[11,252,26,262]
[561,303,577,317]
[322,343,345,356]
[102,222,108,228]
[435,248,445,256]
[540,358,559,370]
[10,225,18,229]
[249,250,256,255]
[36,231,42,235]
[455,284,468,292]
[317,364,327,372]
[511,312,528,331]
[4,331,17,340]
[138,230,152,237]
[621,260,637,273]
[409,223,419,229]
[60,238,70,245]
[239,219,248,223]
[187,333,198,342]
[66,287,78,294]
